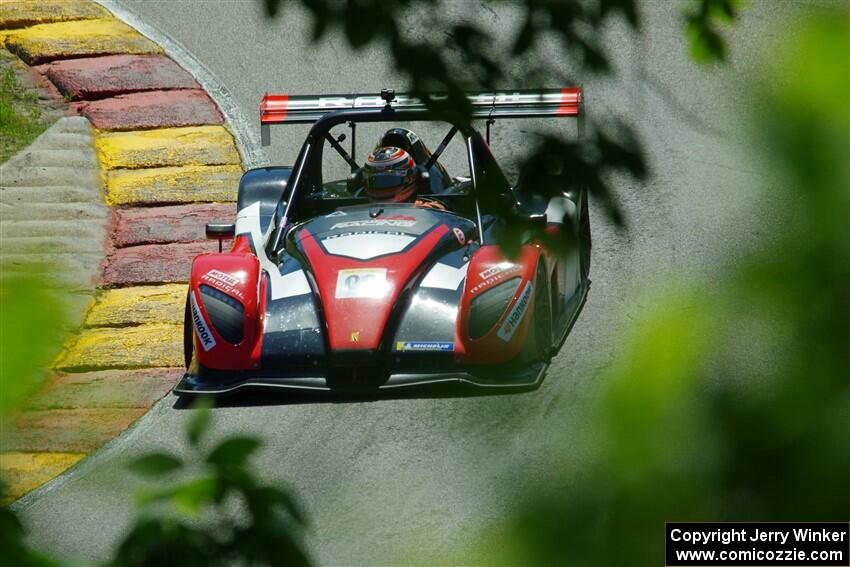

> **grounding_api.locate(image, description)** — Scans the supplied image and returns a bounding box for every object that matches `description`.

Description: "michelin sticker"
[190,290,217,351]
[395,341,454,352]
[497,281,532,342]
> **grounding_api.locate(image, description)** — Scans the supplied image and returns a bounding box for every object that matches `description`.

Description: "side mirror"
[206,223,235,252]
[418,167,431,193]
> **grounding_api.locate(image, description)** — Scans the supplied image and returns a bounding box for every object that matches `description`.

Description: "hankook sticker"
[496,281,532,342]
[190,290,217,351]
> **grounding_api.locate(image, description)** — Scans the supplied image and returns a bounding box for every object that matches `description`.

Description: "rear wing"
[259,87,582,146]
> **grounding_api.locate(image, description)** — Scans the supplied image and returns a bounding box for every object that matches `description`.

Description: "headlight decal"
[468,276,521,340]
[199,284,245,344]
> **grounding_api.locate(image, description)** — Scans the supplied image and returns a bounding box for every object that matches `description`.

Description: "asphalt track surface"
[19,1,797,564]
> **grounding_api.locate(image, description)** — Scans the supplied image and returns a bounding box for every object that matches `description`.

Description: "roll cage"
[266,107,511,257]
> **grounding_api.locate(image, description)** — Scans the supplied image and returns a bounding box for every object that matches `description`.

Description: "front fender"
[189,252,263,370]
[457,244,540,364]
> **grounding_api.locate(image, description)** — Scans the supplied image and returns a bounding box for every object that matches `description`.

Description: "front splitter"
[173,363,547,397]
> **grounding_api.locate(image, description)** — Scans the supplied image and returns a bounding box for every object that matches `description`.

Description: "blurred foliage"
[685,0,741,63]
[262,0,659,238]
[1,268,70,565]
[1,479,57,567]
[109,398,312,567]
[261,1,739,246]
[0,269,69,422]
[467,5,850,565]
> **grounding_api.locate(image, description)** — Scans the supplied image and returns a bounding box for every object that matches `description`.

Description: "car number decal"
[335,268,389,299]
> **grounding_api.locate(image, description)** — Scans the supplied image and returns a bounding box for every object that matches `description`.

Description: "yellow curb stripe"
[96,125,241,169]
[3,18,162,63]
[55,323,183,370]
[105,164,242,205]
[0,451,85,503]
[86,284,187,327]
[0,0,109,30]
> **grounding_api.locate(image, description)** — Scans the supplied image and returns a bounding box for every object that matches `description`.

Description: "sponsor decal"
[201,269,245,299]
[325,210,347,217]
[395,341,455,352]
[470,263,522,294]
[497,281,532,342]
[335,268,389,299]
[479,262,516,280]
[190,290,217,351]
[453,227,466,245]
[331,218,416,230]
[323,230,408,239]
[350,331,360,343]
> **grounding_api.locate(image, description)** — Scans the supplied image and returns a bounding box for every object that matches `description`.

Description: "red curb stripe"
[31,368,180,410]
[102,241,219,286]
[113,203,235,247]
[45,55,200,101]
[5,408,150,453]
[76,89,223,130]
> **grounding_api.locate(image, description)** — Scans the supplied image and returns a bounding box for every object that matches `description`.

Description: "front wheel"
[183,291,193,368]
[532,262,554,361]
[579,188,591,280]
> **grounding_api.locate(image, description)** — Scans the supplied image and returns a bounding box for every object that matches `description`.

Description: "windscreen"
[317,121,472,199]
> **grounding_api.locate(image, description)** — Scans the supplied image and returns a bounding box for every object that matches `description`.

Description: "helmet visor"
[366,171,411,191]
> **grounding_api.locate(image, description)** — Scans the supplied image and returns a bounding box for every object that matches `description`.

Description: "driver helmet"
[363,146,417,202]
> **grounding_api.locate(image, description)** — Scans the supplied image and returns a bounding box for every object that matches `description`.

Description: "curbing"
[1,0,259,502]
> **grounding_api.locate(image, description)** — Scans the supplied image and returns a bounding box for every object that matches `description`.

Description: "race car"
[175,88,590,395]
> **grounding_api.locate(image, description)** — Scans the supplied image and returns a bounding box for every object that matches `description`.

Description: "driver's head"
[363,146,416,202]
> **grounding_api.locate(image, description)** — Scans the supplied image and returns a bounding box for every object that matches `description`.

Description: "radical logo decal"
[325,210,347,217]
[335,268,389,299]
[331,218,416,230]
[190,290,217,351]
[395,341,454,352]
[201,269,245,299]
[469,263,522,294]
[497,281,532,342]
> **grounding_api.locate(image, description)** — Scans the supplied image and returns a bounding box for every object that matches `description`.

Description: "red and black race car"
[176,88,591,396]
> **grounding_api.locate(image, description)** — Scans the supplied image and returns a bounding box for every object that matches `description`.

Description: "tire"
[579,188,591,280]
[533,262,553,361]
[183,291,193,368]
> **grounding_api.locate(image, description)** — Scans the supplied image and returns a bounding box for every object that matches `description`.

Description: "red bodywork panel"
[299,225,449,352]
[457,244,541,364]
[189,252,264,370]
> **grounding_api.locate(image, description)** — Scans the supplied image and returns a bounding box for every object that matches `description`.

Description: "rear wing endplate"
[259,88,582,146]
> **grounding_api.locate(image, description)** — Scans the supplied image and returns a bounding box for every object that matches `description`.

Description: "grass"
[0,54,51,164]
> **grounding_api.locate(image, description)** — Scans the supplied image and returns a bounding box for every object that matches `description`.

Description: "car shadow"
[170,380,540,409]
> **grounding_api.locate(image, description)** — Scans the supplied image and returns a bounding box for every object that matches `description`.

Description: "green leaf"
[206,436,262,469]
[171,477,219,515]
[0,269,69,420]
[128,453,183,478]
[186,396,213,446]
